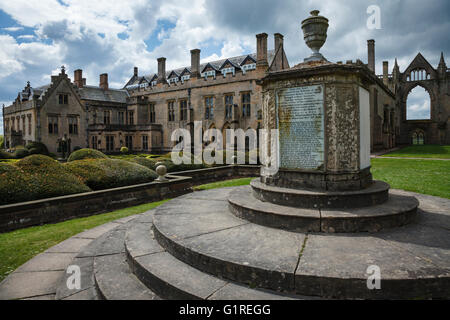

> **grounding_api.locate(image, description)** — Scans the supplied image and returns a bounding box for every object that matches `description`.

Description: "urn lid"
[301,10,329,27]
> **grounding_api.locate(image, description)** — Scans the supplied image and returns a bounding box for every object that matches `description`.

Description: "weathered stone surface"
[15,252,76,273]
[134,252,226,300]
[154,209,306,292]
[56,257,95,300]
[22,294,55,300]
[125,222,165,258]
[94,253,158,300]
[46,238,93,254]
[0,271,62,300]
[251,179,390,209]
[229,186,418,233]
[62,287,99,300]
[77,228,126,258]
[73,222,122,239]
[209,283,302,300]
[296,233,450,299]
[155,202,248,239]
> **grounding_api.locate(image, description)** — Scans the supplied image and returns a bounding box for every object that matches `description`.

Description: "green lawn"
[193,177,255,191]
[0,200,168,282]
[371,158,449,198]
[382,145,450,159]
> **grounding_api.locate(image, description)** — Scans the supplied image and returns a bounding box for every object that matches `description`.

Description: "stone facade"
[2,34,448,156]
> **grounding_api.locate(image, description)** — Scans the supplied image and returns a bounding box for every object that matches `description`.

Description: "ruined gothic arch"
[400,83,435,122]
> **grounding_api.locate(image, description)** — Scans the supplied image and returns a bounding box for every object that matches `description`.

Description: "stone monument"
[230,10,419,233]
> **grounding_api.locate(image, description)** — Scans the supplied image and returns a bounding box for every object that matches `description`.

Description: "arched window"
[406,86,431,120]
[411,131,424,145]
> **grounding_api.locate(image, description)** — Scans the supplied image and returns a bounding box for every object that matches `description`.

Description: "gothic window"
[106,136,115,152]
[118,111,125,125]
[180,100,188,121]
[205,97,214,120]
[242,92,251,117]
[68,117,78,135]
[48,116,58,134]
[225,95,233,119]
[125,135,133,150]
[406,86,431,120]
[103,110,111,125]
[91,136,98,149]
[142,135,149,151]
[59,94,68,105]
[127,111,134,125]
[168,101,176,122]
[28,116,32,135]
[149,104,156,123]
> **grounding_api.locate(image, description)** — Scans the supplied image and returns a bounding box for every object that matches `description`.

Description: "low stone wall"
[0,165,260,233]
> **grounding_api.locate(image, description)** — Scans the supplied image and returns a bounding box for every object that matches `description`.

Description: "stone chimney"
[100,73,108,90]
[191,49,201,78]
[367,39,375,72]
[274,33,284,52]
[74,69,83,88]
[82,78,86,86]
[157,57,167,84]
[256,33,268,68]
[383,61,389,85]
[134,67,138,77]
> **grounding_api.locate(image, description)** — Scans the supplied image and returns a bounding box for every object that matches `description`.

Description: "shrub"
[120,146,129,154]
[67,148,108,162]
[72,146,82,152]
[25,141,49,156]
[0,155,91,205]
[13,148,30,159]
[0,150,12,160]
[130,157,157,170]
[65,158,158,190]
[0,135,4,149]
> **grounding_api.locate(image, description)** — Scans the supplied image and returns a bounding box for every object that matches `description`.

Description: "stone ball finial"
[155,162,168,182]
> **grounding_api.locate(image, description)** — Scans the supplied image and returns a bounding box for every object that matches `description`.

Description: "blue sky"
[0,0,449,133]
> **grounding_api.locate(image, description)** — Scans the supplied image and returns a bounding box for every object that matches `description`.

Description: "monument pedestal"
[236,60,420,233]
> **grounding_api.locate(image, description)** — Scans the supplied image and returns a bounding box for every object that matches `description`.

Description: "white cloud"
[0,0,447,105]
[407,86,431,120]
[3,26,23,32]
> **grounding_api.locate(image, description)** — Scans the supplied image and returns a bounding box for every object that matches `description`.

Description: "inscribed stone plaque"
[277,85,324,170]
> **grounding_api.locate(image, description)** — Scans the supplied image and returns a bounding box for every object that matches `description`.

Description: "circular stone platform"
[251,179,390,209]
[229,183,418,233]
[152,187,450,299]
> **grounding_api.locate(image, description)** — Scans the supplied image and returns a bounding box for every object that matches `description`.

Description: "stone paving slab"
[125,223,165,258]
[77,228,126,258]
[154,202,248,239]
[0,271,63,300]
[296,233,450,299]
[46,238,93,254]
[15,253,77,273]
[135,252,227,300]
[189,187,247,201]
[22,294,56,300]
[56,257,95,300]
[62,287,99,300]
[154,215,306,292]
[73,222,122,239]
[94,253,158,300]
[209,283,300,300]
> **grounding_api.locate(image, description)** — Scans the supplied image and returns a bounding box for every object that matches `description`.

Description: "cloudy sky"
[0,0,449,133]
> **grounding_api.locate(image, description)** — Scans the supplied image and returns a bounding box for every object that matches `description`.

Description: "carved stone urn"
[301,10,329,61]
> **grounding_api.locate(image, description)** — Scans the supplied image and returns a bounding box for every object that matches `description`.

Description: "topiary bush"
[13,148,30,159]
[65,158,158,190]
[0,155,91,205]
[130,157,158,170]
[0,149,12,160]
[120,146,129,154]
[67,148,108,162]
[25,141,49,156]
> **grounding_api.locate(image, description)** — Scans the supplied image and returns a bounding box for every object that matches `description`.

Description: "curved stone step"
[229,186,418,233]
[152,189,450,299]
[251,179,390,209]
[125,222,311,300]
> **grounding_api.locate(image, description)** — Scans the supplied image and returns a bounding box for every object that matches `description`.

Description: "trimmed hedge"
[65,158,158,190]
[0,155,91,205]
[67,148,109,162]
[25,142,49,156]
[0,150,11,160]
[13,148,30,159]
